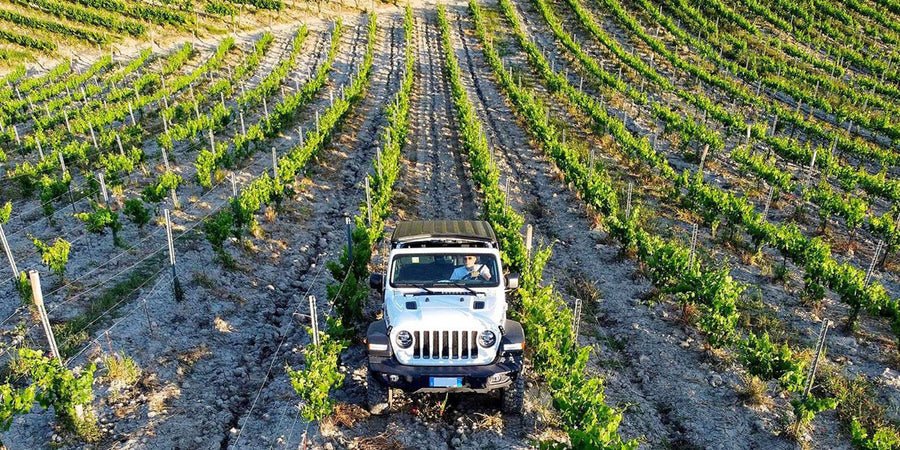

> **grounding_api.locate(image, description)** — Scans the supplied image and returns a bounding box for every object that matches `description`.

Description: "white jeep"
[366,220,525,414]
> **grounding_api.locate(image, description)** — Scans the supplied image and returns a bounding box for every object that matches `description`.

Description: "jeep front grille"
[413,330,480,360]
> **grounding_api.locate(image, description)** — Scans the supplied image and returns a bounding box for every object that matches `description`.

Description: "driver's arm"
[479,264,491,280]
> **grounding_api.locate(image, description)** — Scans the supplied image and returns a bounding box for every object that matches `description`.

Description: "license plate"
[429,377,462,388]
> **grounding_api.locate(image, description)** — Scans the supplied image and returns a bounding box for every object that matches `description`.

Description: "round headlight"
[395,331,413,349]
[479,331,496,348]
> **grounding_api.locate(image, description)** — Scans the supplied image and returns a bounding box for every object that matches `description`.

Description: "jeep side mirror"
[506,273,519,290]
[369,273,384,292]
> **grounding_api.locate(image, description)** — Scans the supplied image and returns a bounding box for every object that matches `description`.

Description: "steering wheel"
[462,271,485,281]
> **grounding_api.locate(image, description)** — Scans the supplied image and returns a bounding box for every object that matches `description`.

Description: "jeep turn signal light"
[503,342,524,351]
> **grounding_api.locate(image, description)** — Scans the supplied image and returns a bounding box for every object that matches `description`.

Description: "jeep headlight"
[395,330,413,349]
[479,331,496,348]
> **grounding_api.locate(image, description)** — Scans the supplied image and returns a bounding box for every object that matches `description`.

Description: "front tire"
[366,372,392,415]
[501,370,525,414]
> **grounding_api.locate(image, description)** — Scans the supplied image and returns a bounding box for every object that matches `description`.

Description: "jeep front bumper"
[368,352,523,394]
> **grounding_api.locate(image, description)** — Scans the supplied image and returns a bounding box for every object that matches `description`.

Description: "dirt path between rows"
[450,2,798,448]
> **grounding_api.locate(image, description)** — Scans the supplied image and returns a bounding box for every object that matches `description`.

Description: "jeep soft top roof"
[390,220,497,247]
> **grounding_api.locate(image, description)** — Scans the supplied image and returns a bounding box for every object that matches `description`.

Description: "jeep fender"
[366,320,392,357]
[500,319,525,352]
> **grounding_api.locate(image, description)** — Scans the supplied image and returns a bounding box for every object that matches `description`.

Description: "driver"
[449,255,491,281]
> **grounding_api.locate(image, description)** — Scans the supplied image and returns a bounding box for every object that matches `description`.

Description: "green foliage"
[326,227,371,325]
[678,171,899,337]
[203,210,234,261]
[0,64,25,89]
[0,29,54,51]
[0,201,10,224]
[791,395,838,429]
[228,0,284,11]
[17,60,68,93]
[739,332,806,392]
[107,49,153,87]
[60,39,218,147]
[608,213,741,347]
[296,18,377,327]
[204,0,237,15]
[193,26,314,185]
[161,96,232,149]
[15,271,30,305]
[162,42,195,76]
[1,56,111,125]
[6,0,144,37]
[226,0,282,10]
[0,382,36,441]
[66,0,191,26]
[652,103,723,151]
[0,8,108,44]
[38,172,71,218]
[141,172,182,203]
[123,198,151,228]
[286,327,347,422]
[194,141,230,188]
[870,210,900,256]
[74,202,122,234]
[14,348,99,441]
[804,182,869,231]
[99,147,142,186]
[851,418,900,450]
[236,32,273,80]
[33,237,71,278]
[322,6,415,330]
[554,375,630,449]
[9,160,40,196]
[626,0,899,168]
[574,0,900,232]
[731,146,793,192]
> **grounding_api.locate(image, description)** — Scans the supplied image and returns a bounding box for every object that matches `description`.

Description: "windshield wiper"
[398,284,434,295]
[434,281,478,295]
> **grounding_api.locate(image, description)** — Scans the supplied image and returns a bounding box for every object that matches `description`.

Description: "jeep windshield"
[390,253,499,287]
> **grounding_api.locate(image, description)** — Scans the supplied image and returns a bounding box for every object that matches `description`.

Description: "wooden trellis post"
[29,270,62,365]
[0,223,18,279]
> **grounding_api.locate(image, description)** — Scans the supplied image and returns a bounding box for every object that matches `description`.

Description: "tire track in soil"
[310,11,542,450]
[217,13,408,448]
[74,20,373,450]
[452,7,791,449]
[212,20,372,450]
[401,11,476,220]
[238,18,411,448]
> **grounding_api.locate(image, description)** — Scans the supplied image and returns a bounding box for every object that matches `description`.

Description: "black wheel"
[366,372,392,415]
[501,370,525,414]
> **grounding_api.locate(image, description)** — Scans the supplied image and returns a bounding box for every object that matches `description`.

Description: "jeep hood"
[384,291,506,329]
